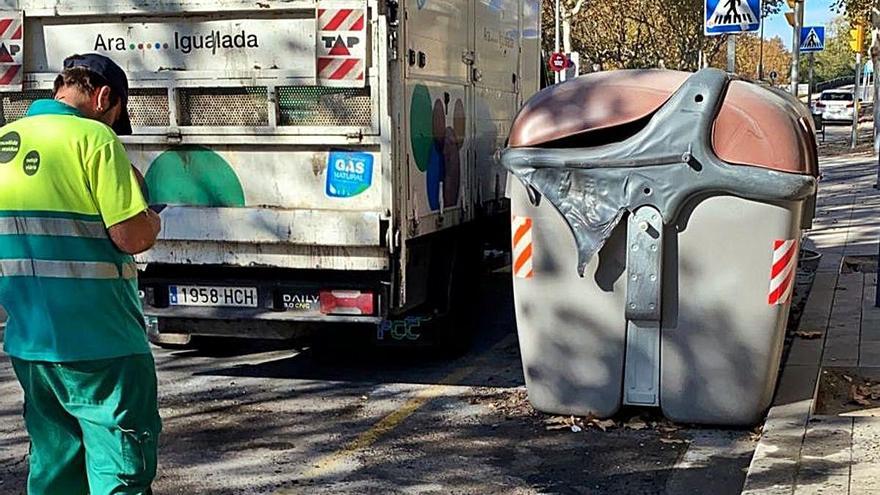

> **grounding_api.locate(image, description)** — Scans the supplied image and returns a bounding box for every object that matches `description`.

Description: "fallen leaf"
[660,437,687,444]
[852,385,873,406]
[545,416,567,424]
[657,425,680,434]
[794,331,822,339]
[593,419,617,432]
[545,424,569,431]
[626,418,649,430]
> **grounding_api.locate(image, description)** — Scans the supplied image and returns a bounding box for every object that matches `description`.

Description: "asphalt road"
[0,271,757,495]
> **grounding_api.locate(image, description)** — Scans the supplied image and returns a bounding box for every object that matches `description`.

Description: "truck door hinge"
[346,130,364,143]
[165,128,182,145]
[462,51,475,65]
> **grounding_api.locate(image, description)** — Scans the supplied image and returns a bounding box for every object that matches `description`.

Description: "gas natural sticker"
[326,151,374,198]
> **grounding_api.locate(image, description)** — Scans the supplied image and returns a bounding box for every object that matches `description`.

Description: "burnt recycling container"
[502,69,819,426]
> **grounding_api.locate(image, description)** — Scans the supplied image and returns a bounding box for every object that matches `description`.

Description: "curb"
[741,268,839,494]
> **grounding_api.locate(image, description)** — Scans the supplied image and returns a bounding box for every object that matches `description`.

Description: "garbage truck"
[0,0,541,347]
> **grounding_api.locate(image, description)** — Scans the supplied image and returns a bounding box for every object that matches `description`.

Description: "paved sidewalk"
[742,152,880,494]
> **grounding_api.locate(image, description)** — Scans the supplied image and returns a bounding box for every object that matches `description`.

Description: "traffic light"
[784,0,797,27]
[850,24,865,53]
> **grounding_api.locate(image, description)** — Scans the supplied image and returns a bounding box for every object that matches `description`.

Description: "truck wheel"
[433,233,482,356]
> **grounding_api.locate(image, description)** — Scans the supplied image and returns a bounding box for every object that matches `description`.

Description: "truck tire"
[433,229,482,356]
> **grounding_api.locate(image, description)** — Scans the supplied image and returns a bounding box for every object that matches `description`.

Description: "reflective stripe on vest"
[0,259,138,280]
[0,216,107,238]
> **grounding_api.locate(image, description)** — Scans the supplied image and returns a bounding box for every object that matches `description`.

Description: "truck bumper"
[139,267,389,339]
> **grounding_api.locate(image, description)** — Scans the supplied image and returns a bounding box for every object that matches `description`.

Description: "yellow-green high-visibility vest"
[0,99,150,361]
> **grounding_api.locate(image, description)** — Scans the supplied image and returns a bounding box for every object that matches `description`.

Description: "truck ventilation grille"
[129,88,170,127]
[0,90,52,125]
[179,87,269,126]
[0,86,373,129]
[278,86,371,127]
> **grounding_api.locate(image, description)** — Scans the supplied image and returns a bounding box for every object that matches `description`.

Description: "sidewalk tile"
[858,342,880,367]
[792,475,849,495]
[774,365,819,406]
[850,417,880,494]
[785,339,824,367]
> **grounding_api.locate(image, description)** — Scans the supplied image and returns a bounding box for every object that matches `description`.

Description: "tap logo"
[320,35,361,56]
[0,42,20,62]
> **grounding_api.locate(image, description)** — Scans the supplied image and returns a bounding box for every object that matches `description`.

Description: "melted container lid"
[508,69,818,176]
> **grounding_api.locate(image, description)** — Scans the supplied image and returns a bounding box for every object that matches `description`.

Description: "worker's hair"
[52,67,120,107]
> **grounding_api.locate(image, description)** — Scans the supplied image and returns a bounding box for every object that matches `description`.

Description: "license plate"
[169,285,258,308]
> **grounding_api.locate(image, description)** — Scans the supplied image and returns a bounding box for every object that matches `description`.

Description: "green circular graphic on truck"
[409,84,434,172]
[145,145,245,207]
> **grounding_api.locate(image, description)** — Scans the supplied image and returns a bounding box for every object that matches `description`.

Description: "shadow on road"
[164,272,526,390]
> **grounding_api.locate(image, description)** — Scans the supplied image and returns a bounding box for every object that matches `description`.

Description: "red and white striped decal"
[316,3,366,87]
[317,57,364,82]
[318,8,365,31]
[768,239,798,305]
[0,13,23,90]
[0,65,19,85]
[512,216,534,279]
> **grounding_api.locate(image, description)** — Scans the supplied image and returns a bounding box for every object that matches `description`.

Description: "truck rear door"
[5,0,391,273]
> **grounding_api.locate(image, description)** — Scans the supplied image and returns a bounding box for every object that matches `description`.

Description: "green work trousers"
[11,353,161,495]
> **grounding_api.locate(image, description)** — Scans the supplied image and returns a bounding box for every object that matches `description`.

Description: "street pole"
[554,0,560,84]
[790,0,803,96]
[852,52,862,149]
[727,35,736,73]
[808,53,815,109]
[759,15,765,80]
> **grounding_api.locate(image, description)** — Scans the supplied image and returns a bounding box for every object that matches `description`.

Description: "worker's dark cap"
[62,53,132,135]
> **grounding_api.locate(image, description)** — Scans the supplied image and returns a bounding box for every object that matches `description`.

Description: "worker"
[0,53,162,494]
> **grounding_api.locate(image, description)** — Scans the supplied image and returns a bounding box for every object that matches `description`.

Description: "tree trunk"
[562,0,585,53]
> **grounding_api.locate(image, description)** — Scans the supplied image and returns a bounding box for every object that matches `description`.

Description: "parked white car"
[814,90,858,123]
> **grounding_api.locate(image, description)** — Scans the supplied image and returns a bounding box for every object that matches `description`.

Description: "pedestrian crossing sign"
[800,26,825,52]
[705,0,762,35]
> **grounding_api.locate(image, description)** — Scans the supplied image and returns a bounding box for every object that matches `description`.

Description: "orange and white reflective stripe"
[512,216,533,279]
[768,239,798,305]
